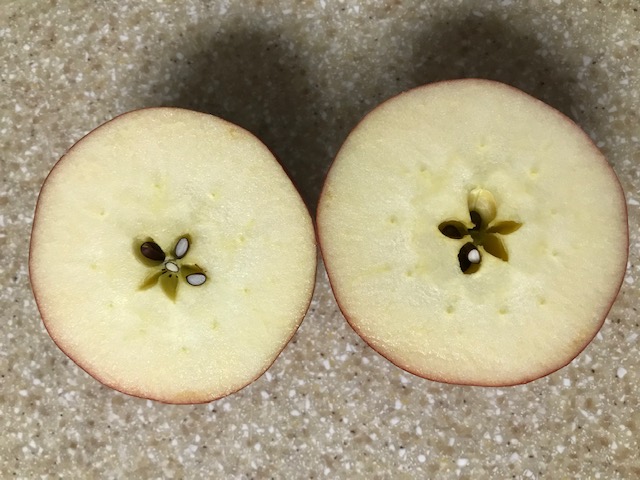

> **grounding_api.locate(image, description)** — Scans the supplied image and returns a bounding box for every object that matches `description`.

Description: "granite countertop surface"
[1,0,639,478]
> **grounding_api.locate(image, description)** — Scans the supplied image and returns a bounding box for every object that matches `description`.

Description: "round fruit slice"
[30,108,316,403]
[317,79,628,386]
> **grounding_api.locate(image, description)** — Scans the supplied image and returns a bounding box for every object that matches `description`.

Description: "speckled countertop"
[1,0,639,478]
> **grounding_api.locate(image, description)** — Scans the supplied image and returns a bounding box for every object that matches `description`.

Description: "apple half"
[30,108,316,403]
[317,79,628,386]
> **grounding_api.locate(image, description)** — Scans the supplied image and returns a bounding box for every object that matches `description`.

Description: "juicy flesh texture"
[318,80,627,386]
[30,108,316,403]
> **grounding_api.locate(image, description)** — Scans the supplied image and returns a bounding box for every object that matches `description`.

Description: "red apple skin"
[29,107,317,404]
[317,78,629,387]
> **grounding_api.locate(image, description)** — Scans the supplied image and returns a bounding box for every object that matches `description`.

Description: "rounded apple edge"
[316,78,630,388]
[28,107,318,404]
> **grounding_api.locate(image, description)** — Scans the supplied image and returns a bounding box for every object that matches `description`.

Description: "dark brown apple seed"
[140,241,165,262]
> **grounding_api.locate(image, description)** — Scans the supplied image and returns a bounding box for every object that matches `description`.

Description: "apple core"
[439,188,521,273]
[136,235,208,301]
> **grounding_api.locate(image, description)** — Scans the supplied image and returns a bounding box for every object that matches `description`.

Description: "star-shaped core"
[137,235,207,300]
[438,188,522,274]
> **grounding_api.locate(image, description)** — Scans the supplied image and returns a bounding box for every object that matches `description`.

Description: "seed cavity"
[140,241,165,262]
[139,271,163,290]
[458,242,481,274]
[161,274,179,301]
[469,211,483,230]
[438,220,468,239]
[174,237,189,259]
[186,273,207,286]
[482,234,508,262]
[487,221,522,235]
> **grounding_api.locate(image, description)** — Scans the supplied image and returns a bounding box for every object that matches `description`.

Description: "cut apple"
[317,79,628,386]
[30,108,316,403]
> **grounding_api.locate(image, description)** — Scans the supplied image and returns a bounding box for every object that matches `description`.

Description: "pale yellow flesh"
[318,80,627,385]
[30,108,316,403]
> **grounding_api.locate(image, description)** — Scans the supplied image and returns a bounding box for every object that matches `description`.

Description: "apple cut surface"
[30,108,316,403]
[317,79,628,386]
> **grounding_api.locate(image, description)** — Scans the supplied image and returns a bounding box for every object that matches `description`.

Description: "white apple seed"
[140,241,165,262]
[175,237,189,259]
[165,261,179,272]
[468,249,481,264]
[186,273,206,286]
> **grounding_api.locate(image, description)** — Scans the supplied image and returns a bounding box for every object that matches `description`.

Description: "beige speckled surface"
[1,0,639,478]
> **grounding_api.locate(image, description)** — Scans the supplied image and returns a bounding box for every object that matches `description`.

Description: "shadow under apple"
[164,27,328,215]
[157,10,608,214]
[405,11,587,133]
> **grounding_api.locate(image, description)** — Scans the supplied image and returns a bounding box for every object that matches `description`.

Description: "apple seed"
[186,273,207,286]
[468,188,497,225]
[175,237,190,259]
[140,241,165,262]
[165,261,179,272]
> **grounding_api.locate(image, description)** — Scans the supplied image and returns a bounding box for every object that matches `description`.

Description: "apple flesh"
[317,79,628,386]
[30,108,317,403]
